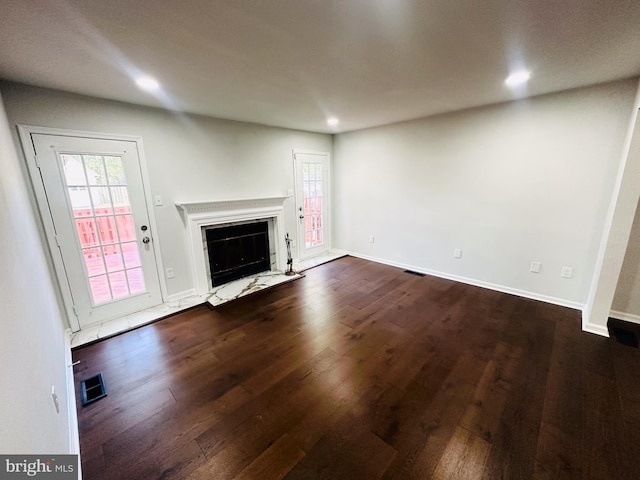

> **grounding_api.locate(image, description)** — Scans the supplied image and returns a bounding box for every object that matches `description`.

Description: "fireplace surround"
[176,196,289,295]
[205,220,271,287]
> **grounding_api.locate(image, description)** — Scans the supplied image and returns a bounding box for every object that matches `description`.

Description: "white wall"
[333,79,637,307]
[0,91,72,452]
[612,198,640,318]
[1,82,333,298]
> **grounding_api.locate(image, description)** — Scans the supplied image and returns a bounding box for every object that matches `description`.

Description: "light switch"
[561,266,573,278]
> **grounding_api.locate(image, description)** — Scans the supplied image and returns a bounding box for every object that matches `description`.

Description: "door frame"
[292,149,332,260]
[18,125,167,332]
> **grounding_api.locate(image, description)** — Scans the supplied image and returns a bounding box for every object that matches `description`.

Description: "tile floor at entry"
[70,250,347,348]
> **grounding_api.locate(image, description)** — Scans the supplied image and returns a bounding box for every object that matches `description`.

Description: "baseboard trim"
[582,316,610,337]
[609,310,640,325]
[347,251,584,311]
[64,329,82,470]
[165,288,197,303]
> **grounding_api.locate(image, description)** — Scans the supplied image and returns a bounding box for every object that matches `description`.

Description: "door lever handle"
[142,236,151,244]
[299,215,304,219]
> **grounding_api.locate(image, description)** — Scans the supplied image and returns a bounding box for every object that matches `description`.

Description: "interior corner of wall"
[583,83,640,338]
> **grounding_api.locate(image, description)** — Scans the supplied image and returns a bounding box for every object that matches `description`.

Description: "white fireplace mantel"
[176,195,290,216]
[177,195,290,295]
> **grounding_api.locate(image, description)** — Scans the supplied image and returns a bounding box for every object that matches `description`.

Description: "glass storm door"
[294,150,330,259]
[32,134,162,328]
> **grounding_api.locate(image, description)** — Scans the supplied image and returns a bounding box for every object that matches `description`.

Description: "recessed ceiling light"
[135,76,160,91]
[327,117,339,126]
[505,70,531,87]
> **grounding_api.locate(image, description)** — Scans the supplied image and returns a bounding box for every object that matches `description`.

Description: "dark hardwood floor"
[72,256,640,479]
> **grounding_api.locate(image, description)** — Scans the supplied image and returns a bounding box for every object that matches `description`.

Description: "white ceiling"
[1,0,639,133]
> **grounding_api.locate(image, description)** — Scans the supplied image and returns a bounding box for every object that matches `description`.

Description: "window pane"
[76,218,99,248]
[82,247,105,276]
[61,154,86,185]
[89,275,111,304]
[303,163,309,181]
[90,186,114,215]
[105,156,126,185]
[109,271,129,298]
[97,216,118,245]
[83,156,107,185]
[127,268,146,294]
[116,215,136,241]
[103,244,124,273]
[68,186,92,217]
[121,242,141,268]
[110,186,130,208]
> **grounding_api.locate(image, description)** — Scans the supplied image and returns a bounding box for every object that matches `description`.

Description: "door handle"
[142,237,151,244]
[299,214,305,219]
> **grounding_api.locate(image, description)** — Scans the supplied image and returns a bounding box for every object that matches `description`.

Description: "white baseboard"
[609,310,640,325]
[347,251,585,311]
[581,311,610,337]
[165,288,197,303]
[64,329,82,479]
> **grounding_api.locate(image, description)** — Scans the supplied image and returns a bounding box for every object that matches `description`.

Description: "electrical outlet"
[51,385,60,413]
[561,266,573,278]
[369,235,375,244]
[166,267,175,279]
[530,261,541,273]
[454,249,462,259]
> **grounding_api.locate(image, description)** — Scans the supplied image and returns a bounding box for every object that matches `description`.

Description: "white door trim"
[17,125,167,331]
[292,149,332,260]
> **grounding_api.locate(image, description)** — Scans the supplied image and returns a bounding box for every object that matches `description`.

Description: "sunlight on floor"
[70,250,347,348]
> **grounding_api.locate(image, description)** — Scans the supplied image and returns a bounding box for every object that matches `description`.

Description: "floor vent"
[404,270,426,277]
[607,318,639,348]
[80,373,107,406]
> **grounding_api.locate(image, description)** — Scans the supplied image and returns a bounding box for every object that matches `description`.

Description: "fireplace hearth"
[206,221,270,287]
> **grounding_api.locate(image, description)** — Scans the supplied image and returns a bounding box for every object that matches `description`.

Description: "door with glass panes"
[31,133,162,328]
[294,150,330,259]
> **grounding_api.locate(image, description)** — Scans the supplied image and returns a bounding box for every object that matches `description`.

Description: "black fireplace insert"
[206,221,271,287]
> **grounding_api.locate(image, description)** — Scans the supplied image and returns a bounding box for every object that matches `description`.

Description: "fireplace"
[205,221,271,287]
[176,196,289,295]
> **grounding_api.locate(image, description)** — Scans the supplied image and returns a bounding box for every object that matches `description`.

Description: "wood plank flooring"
[72,256,640,479]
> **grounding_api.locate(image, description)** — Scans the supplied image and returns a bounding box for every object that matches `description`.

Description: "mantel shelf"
[176,195,290,215]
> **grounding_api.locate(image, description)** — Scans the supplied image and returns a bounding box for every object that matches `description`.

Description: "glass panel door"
[32,133,163,328]
[295,151,330,259]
